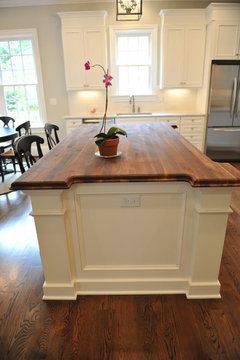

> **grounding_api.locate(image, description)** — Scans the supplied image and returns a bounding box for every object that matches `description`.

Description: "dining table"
[0,127,18,143]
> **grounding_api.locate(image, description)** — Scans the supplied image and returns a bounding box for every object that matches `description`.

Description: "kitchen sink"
[116,112,153,116]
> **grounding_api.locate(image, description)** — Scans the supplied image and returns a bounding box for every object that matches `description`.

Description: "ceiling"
[0,0,237,7]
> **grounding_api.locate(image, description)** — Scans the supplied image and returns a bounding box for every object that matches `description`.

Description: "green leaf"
[94,132,107,139]
[95,136,107,146]
[107,126,127,138]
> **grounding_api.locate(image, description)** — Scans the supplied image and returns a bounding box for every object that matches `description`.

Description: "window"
[110,26,157,96]
[0,29,46,127]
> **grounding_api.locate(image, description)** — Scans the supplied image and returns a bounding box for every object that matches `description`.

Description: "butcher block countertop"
[11,123,240,190]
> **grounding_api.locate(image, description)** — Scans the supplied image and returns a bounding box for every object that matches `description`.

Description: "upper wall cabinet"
[58,11,107,90]
[206,4,240,60]
[159,10,206,89]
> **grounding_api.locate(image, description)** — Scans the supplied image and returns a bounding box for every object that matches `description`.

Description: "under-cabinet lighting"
[166,89,191,97]
[77,91,100,100]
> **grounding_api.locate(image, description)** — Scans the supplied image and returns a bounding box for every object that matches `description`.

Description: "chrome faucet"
[129,95,135,113]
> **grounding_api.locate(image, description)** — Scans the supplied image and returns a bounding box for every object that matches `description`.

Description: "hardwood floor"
[1,185,240,359]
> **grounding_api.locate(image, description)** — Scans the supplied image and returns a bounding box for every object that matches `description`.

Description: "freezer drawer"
[206,127,240,161]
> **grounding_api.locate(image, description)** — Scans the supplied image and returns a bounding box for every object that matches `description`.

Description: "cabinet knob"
[180,81,186,85]
[84,84,89,88]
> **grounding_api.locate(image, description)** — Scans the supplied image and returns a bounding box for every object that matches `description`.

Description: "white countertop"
[64,111,205,119]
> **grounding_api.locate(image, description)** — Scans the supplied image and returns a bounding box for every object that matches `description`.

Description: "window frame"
[0,28,46,128]
[109,24,158,100]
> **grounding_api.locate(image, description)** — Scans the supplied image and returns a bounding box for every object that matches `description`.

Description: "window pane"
[13,70,24,84]
[24,70,37,83]
[23,55,34,70]
[21,39,32,55]
[2,70,13,84]
[118,67,129,95]
[117,35,150,66]
[3,84,40,125]
[118,65,150,95]
[0,42,10,63]
[4,86,17,113]
[9,41,21,56]
[11,55,23,70]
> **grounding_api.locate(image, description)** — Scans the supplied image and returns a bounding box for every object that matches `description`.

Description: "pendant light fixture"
[116,0,143,21]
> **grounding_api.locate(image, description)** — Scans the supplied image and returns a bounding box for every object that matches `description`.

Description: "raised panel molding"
[75,191,186,271]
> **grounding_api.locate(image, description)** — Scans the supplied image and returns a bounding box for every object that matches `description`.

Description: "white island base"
[26,181,233,300]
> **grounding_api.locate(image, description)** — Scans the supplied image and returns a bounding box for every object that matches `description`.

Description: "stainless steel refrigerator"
[206,60,240,161]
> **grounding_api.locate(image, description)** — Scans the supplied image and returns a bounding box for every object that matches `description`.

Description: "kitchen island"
[11,123,240,300]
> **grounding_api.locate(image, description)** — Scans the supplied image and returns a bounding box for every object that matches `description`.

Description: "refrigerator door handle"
[212,127,240,132]
[235,80,240,117]
[231,77,238,118]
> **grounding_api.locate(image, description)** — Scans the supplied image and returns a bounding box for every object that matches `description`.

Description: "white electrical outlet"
[121,195,141,207]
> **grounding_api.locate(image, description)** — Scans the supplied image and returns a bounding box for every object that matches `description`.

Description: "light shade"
[116,0,142,21]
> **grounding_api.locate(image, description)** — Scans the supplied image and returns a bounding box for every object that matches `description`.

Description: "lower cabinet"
[180,116,205,151]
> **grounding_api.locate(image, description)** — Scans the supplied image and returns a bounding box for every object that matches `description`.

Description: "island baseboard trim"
[41,279,222,300]
[74,278,188,294]
[186,280,221,299]
[43,281,77,300]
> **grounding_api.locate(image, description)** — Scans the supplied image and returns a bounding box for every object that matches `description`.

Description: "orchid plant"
[84,61,127,146]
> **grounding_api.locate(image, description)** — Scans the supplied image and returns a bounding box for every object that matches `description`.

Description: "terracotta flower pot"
[98,137,119,157]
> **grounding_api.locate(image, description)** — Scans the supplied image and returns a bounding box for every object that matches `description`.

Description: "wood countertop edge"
[10,173,240,191]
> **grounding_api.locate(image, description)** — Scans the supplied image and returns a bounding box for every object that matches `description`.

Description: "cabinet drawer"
[181,124,204,134]
[181,116,205,125]
[182,133,203,142]
[156,116,180,123]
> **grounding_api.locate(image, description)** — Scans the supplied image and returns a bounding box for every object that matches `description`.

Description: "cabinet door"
[214,23,240,59]
[62,30,85,90]
[161,27,185,88]
[84,28,107,88]
[184,27,205,87]
[61,27,107,90]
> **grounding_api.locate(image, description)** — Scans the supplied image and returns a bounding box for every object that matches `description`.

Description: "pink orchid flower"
[84,61,91,70]
[103,74,113,87]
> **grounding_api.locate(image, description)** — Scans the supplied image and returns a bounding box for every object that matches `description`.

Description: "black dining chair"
[16,121,32,136]
[14,135,44,173]
[44,123,60,150]
[0,116,15,128]
[0,133,18,182]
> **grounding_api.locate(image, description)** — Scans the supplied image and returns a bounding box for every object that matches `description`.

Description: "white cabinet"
[214,23,240,59]
[155,116,180,132]
[207,4,240,60]
[159,10,206,88]
[58,11,107,90]
[180,116,205,151]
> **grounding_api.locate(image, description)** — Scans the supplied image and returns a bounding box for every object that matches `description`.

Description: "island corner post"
[11,123,240,300]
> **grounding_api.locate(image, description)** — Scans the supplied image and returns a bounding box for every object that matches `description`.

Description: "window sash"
[0,29,46,127]
[110,26,157,97]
